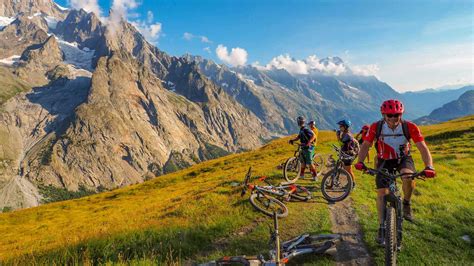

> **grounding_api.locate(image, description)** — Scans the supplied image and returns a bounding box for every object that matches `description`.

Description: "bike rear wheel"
[283,156,301,182]
[321,168,353,202]
[385,206,397,266]
[249,193,289,218]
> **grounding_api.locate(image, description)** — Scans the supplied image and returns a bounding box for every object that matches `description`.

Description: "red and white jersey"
[363,121,424,160]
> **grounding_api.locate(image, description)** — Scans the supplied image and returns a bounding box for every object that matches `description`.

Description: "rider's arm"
[415,141,433,168]
[357,123,377,164]
[336,130,343,142]
[357,140,372,163]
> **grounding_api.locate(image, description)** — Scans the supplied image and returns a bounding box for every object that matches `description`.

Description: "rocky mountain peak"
[54,8,105,50]
[0,0,67,19]
[319,56,344,66]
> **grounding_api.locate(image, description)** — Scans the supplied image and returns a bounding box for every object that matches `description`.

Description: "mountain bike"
[362,166,427,266]
[241,167,312,218]
[201,212,342,265]
[283,144,325,182]
[320,144,354,202]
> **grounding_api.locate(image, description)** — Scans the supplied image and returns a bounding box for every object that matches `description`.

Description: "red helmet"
[362,124,369,131]
[381,99,404,114]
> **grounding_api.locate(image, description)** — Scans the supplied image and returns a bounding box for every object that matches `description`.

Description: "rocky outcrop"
[21,52,268,190]
[16,35,64,84]
[0,0,67,19]
[0,15,49,58]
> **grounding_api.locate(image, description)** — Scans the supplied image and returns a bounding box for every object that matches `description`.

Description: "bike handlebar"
[363,167,425,180]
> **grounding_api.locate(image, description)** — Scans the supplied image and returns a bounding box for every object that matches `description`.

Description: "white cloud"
[147,11,154,24]
[200,36,211,43]
[106,1,162,43]
[183,32,194,40]
[216,44,248,66]
[69,0,102,17]
[267,54,309,75]
[183,32,212,43]
[203,47,211,53]
[131,21,162,42]
[255,54,379,77]
[351,64,379,76]
[107,0,139,34]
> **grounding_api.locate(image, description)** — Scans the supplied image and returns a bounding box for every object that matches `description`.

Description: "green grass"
[0,116,473,265]
[351,115,474,265]
[0,66,31,106]
[0,132,336,264]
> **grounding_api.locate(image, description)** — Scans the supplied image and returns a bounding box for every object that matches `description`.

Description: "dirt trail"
[329,198,373,265]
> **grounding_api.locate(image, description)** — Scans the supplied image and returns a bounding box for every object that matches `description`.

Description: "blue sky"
[57,0,473,92]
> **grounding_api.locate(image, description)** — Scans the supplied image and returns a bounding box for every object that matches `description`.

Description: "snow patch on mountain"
[0,55,21,66]
[0,16,15,29]
[57,38,95,71]
[44,16,58,29]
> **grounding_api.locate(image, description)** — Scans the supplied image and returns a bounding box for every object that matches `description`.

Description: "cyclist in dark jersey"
[336,119,357,183]
[289,116,318,181]
[355,99,436,244]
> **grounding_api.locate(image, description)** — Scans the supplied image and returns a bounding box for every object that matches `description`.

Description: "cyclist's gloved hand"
[355,162,367,171]
[305,142,312,147]
[422,166,436,178]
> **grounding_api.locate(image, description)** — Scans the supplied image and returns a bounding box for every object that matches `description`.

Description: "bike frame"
[243,170,310,201]
[380,171,403,247]
[365,167,424,247]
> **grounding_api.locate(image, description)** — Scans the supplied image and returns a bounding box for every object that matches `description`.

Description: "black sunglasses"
[386,114,401,118]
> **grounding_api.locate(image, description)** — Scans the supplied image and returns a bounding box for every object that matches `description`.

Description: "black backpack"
[374,119,411,154]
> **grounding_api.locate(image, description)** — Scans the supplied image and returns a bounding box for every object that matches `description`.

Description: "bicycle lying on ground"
[362,166,429,266]
[241,167,312,218]
[200,211,342,265]
[283,144,325,182]
[320,144,354,202]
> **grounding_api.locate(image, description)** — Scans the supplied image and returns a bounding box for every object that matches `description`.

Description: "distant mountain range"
[0,0,469,210]
[401,85,473,119]
[414,89,474,125]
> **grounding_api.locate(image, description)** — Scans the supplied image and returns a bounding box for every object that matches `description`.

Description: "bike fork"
[273,212,281,266]
[396,198,403,248]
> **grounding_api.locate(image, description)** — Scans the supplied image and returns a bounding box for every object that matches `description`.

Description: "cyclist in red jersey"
[355,99,436,244]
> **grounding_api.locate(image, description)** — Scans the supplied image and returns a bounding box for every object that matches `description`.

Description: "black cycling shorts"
[375,156,416,189]
[342,158,355,166]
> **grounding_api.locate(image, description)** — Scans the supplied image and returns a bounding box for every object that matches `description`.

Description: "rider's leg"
[376,188,389,223]
[376,188,389,244]
[401,167,415,221]
[309,163,318,180]
[343,165,355,180]
[300,164,306,178]
[401,168,415,201]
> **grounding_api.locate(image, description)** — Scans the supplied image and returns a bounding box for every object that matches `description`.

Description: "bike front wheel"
[385,206,397,266]
[283,156,301,182]
[321,168,353,202]
[249,193,289,218]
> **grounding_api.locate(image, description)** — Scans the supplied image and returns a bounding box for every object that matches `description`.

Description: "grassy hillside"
[0,132,337,264]
[0,66,31,106]
[0,116,473,265]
